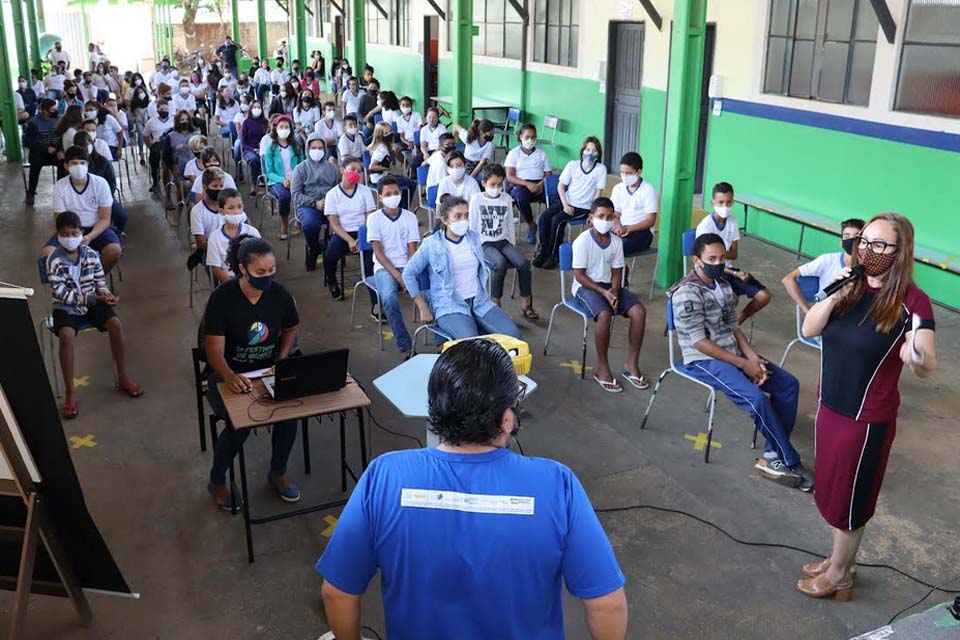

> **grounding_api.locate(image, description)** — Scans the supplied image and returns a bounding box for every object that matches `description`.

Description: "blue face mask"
[583,153,598,164]
[699,261,725,281]
[246,273,274,291]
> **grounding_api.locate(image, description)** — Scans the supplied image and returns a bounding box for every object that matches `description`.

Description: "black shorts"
[52,303,116,333]
[723,273,767,298]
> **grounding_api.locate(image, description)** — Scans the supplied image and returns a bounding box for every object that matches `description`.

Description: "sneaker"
[526,228,537,245]
[790,464,815,492]
[267,472,302,503]
[370,306,386,323]
[305,247,317,271]
[755,457,802,488]
[329,283,342,300]
[207,481,237,512]
[542,257,558,270]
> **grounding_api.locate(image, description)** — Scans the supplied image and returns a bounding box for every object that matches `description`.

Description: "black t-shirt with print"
[203,278,299,373]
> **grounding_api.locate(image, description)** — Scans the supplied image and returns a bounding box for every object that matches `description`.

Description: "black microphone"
[816,263,865,301]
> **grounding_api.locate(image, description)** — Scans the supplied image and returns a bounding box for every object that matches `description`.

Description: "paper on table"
[244,366,275,379]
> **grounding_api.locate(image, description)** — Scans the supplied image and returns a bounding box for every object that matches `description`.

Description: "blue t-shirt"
[315,447,625,639]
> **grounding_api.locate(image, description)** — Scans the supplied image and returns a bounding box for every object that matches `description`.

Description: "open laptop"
[262,349,349,401]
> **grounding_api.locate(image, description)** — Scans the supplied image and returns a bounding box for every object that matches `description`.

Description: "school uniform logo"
[248,321,269,345]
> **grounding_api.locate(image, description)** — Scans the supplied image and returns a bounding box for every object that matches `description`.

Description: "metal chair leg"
[639,369,670,429]
[649,253,660,301]
[704,391,717,463]
[751,426,758,450]
[543,303,561,355]
[779,338,800,368]
[580,317,588,380]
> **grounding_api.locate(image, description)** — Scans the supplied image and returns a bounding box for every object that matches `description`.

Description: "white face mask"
[59,235,83,251]
[223,213,245,226]
[134,79,142,86]
[521,138,536,150]
[449,167,466,181]
[382,194,402,209]
[346,126,357,135]
[714,205,731,219]
[280,90,287,98]
[621,173,640,187]
[240,103,250,112]
[277,128,291,140]
[592,217,614,235]
[85,110,98,120]
[401,106,412,115]
[180,86,190,95]
[449,219,470,236]
[251,107,262,117]
[69,164,89,181]
[485,186,501,198]
[18,81,27,90]
[325,109,336,118]
[309,148,324,161]
[86,144,94,155]
[87,130,97,141]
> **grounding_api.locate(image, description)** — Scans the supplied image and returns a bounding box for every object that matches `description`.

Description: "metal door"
[605,22,644,169]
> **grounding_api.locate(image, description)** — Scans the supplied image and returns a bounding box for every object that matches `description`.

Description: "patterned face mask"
[858,247,897,277]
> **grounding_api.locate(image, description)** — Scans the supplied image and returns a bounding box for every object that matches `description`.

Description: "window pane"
[488,0,504,22]
[559,26,570,66]
[487,22,504,57]
[474,25,485,54]
[854,0,879,39]
[905,0,960,45]
[769,0,794,37]
[533,24,546,61]
[548,0,560,23]
[896,43,960,115]
[788,39,815,97]
[474,0,485,21]
[570,26,579,64]
[764,36,788,93]
[535,0,547,23]
[504,22,523,59]
[825,0,854,40]
[818,41,850,101]
[547,25,560,64]
[795,0,819,38]
[570,0,579,26]
[847,41,875,105]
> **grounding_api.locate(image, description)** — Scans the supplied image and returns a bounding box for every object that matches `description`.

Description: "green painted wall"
[366,47,423,108]
[638,87,667,192]
[703,110,960,308]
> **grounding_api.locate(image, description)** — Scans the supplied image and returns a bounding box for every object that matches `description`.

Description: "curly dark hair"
[427,339,518,446]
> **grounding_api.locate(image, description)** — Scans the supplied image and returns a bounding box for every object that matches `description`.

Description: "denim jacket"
[403,228,494,319]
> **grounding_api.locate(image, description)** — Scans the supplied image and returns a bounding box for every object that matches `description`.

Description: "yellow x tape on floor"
[69,434,97,449]
[684,432,722,451]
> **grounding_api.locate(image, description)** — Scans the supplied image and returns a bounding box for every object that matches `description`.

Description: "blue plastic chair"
[426,185,439,230]
[544,174,560,206]
[493,107,521,157]
[411,271,455,353]
[414,164,431,217]
[682,228,697,270]
[373,113,383,124]
[543,243,593,379]
[391,121,399,136]
[348,225,385,351]
[779,275,822,367]
[639,295,720,463]
[413,129,421,150]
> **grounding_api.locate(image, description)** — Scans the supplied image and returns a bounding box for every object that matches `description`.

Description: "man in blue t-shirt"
[316,339,628,639]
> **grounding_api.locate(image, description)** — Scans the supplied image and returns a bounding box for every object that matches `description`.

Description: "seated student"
[671,232,811,490]
[696,182,771,325]
[436,151,481,203]
[189,168,227,257]
[206,188,262,283]
[426,133,457,190]
[264,116,304,239]
[268,81,297,117]
[73,130,127,235]
[101,95,129,160]
[323,156,377,299]
[418,106,448,160]
[23,98,61,205]
[363,90,400,144]
[230,96,251,174]
[239,101,268,195]
[55,105,85,175]
[162,110,199,219]
[341,76,363,118]
[782,218,865,311]
[610,151,658,256]
[572,197,648,393]
[469,164,537,319]
[214,88,240,144]
[181,134,209,203]
[204,234,302,509]
[456,118,495,178]
[88,101,123,160]
[190,146,238,199]
[394,96,422,172]
[292,88,321,147]
[404,196,521,340]
[337,114,365,160]
[367,121,416,209]
[367,177,421,357]
[535,136,607,269]
[41,146,122,274]
[142,99,174,191]
[46,211,142,420]
[315,101,343,159]
[505,123,553,245]
[292,133,340,271]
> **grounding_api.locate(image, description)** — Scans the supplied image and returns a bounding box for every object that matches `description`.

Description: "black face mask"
[293,66,300,73]
[842,237,857,256]
[178,122,190,131]
[47,109,58,117]
[441,145,455,154]
[699,261,726,281]
[205,188,222,202]
[66,92,77,99]
[368,88,378,97]
[158,111,169,119]
[302,98,313,106]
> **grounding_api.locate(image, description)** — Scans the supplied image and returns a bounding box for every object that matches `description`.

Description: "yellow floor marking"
[69,434,97,449]
[321,515,338,538]
[684,432,722,451]
[74,375,90,388]
[382,329,394,340]
[560,360,592,376]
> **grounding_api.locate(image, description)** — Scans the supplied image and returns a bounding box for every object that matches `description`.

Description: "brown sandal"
[521,306,539,321]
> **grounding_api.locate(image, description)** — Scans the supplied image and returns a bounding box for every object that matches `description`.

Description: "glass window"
[763,0,877,105]
[532,0,580,66]
[896,0,960,116]
[472,0,521,59]
[365,0,408,46]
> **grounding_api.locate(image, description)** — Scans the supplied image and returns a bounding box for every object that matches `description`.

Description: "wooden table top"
[217,375,371,429]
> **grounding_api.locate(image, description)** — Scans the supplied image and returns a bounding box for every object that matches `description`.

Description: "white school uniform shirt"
[458,129,494,163]
[97,114,124,148]
[325,183,377,233]
[191,171,237,195]
[93,138,113,161]
[142,115,173,143]
[190,200,222,240]
[337,131,365,159]
[368,144,392,184]
[342,90,363,116]
[172,93,198,113]
[189,82,207,100]
[571,229,625,296]
[420,122,447,151]
[217,76,237,92]
[695,212,741,268]
[366,208,420,272]
[798,251,848,296]
[79,83,97,102]
[206,222,261,276]
[214,100,240,124]
[270,69,287,86]
[611,179,659,227]
[152,71,176,90]
[183,158,203,181]
[52,175,113,228]
[425,150,448,189]
[253,68,272,86]
[469,192,515,245]
[504,145,552,181]
[395,112,422,143]
[259,133,273,158]
[113,110,129,130]
[45,73,65,92]
[294,106,321,131]
[446,234,479,300]
[61,127,78,153]
[437,174,481,203]
[32,79,45,96]
[315,117,343,141]
[49,49,70,68]
[559,159,607,210]
[380,108,400,124]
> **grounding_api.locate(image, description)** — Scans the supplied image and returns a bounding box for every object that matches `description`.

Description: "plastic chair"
[639,295,720,463]
[537,115,560,165]
[348,225,385,351]
[682,228,697,271]
[411,271,455,353]
[426,185,439,231]
[543,243,593,379]
[414,164,430,217]
[493,107,520,158]
[779,275,822,367]
[625,246,660,301]
[361,149,372,183]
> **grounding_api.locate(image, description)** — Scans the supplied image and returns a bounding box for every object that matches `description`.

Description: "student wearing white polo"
[206,188,261,283]
[426,133,457,189]
[337,114,365,160]
[457,118,495,177]
[323,156,378,299]
[610,151,658,256]
[781,218,864,311]
[436,151,481,203]
[418,107,447,158]
[504,123,552,245]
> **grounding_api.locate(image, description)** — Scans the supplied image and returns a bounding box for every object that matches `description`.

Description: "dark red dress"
[814,286,935,530]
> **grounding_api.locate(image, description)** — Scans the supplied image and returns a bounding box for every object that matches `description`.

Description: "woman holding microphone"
[797,213,937,600]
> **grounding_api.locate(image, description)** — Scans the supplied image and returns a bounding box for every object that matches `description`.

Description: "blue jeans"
[205,370,298,485]
[111,200,128,233]
[269,183,292,220]
[242,149,261,185]
[483,240,532,299]
[374,268,412,352]
[682,359,801,466]
[297,206,327,255]
[436,299,521,339]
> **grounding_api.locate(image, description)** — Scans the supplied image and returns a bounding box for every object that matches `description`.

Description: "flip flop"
[593,374,623,393]
[61,401,79,420]
[117,381,144,398]
[521,306,540,321]
[621,371,650,390]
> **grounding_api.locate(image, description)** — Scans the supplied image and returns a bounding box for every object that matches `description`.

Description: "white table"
[373,354,537,447]
[430,96,513,118]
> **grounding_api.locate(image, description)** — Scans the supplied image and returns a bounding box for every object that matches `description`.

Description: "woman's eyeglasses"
[857,236,898,254]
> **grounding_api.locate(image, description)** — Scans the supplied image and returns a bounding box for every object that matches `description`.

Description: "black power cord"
[887,574,960,625]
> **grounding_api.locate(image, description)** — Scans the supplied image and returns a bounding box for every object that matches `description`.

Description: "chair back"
[358,224,373,280]
[413,129,421,149]
[391,122,399,136]
[37,256,50,286]
[544,174,560,206]
[427,185,439,210]
[416,163,429,186]
[507,107,520,125]
[797,275,820,303]
[373,113,383,124]
[666,295,679,367]
[456,142,465,153]
[542,115,559,142]
[558,242,574,300]
[681,228,697,272]
[361,149,371,168]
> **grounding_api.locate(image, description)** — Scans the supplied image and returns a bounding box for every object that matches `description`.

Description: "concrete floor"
[1,159,958,640]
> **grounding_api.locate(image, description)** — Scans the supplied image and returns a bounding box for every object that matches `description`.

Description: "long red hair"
[835,212,915,333]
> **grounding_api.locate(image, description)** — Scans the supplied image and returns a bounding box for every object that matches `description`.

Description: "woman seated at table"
[403,196,521,340]
[203,234,303,511]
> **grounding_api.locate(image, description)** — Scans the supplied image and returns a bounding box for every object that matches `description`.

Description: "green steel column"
[257,0,267,59]
[351,0,365,70]
[231,0,241,43]
[295,0,307,64]
[10,0,31,79]
[35,0,45,31]
[153,5,160,60]
[656,0,708,287]
[451,0,473,127]
[0,2,24,161]
[167,4,175,58]
[25,0,42,71]
[80,3,90,52]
